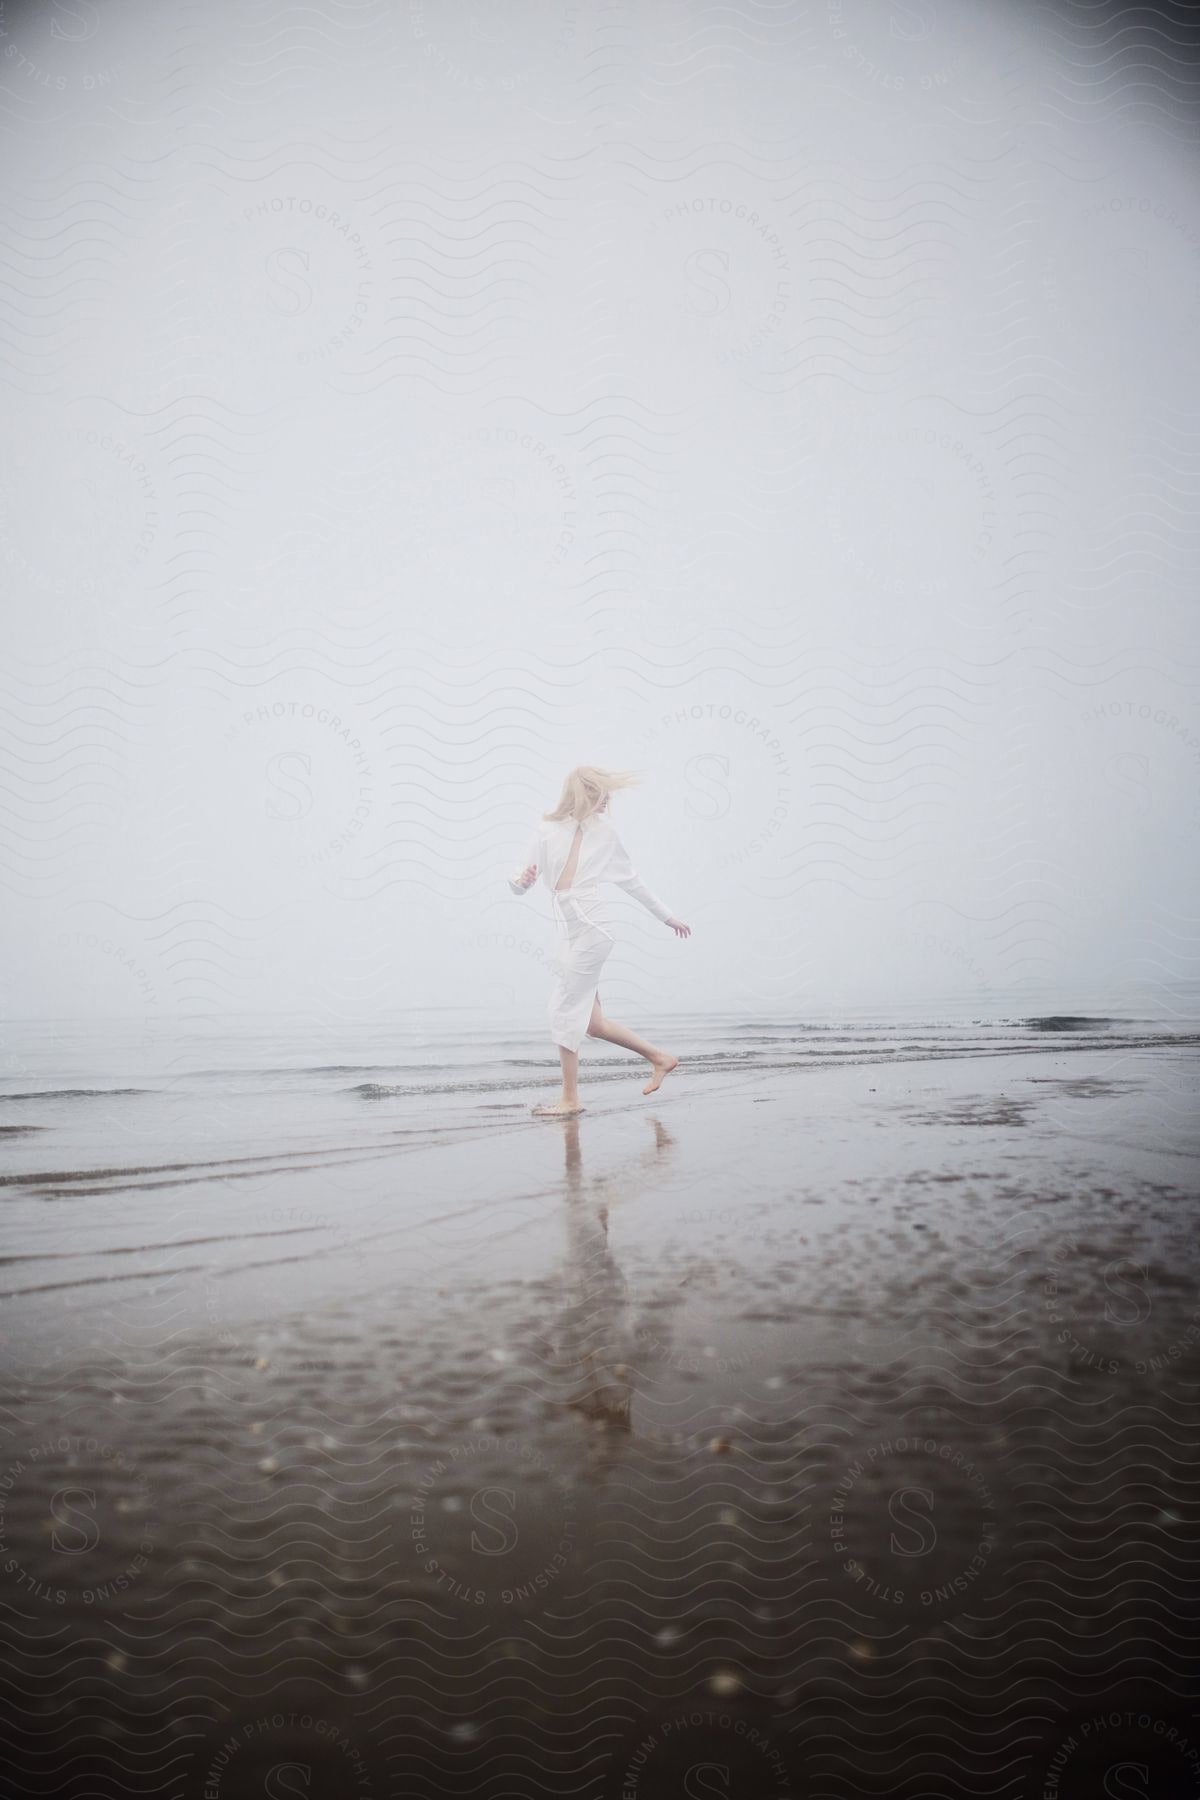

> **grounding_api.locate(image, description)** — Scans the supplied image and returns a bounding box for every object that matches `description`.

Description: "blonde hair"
[544,764,641,822]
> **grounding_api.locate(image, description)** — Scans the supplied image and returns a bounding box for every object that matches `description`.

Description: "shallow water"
[2,1006,1196,1329]
[2,1003,1195,1157]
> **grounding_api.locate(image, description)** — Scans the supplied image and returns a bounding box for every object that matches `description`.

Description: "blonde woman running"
[508,767,691,1117]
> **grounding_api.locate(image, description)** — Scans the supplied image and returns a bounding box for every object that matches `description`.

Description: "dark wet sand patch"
[902,1095,1038,1128]
[1023,1074,1144,1099]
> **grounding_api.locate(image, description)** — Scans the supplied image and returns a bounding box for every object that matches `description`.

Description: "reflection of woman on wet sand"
[508,767,691,1118]
[552,1114,679,1442]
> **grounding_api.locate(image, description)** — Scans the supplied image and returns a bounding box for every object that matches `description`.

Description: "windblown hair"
[544,765,641,823]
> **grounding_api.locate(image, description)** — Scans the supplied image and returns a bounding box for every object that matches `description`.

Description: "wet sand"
[1,1041,1199,1797]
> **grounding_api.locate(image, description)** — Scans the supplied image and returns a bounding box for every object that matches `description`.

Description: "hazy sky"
[3,0,1199,1027]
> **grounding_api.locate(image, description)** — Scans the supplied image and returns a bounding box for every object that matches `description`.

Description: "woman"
[508,766,691,1117]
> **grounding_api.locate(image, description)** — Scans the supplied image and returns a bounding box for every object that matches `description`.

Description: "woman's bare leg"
[534,1044,583,1115]
[587,995,679,1095]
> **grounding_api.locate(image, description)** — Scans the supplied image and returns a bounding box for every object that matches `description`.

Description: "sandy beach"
[1,1026,1198,1797]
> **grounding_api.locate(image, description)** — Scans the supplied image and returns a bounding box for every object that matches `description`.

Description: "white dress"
[508,812,674,1052]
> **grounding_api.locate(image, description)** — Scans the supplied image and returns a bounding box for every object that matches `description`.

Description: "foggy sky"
[2,0,1199,1029]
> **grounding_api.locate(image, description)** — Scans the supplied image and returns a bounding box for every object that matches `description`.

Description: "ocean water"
[3,1001,1198,1173]
[2,1002,1197,1335]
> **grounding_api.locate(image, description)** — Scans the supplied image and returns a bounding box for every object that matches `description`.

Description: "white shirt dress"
[508,813,674,1052]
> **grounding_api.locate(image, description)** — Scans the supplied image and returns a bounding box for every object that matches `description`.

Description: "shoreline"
[2,1036,1195,1351]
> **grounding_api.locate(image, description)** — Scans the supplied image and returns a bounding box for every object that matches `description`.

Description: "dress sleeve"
[606,827,675,923]
[507,826,541,895]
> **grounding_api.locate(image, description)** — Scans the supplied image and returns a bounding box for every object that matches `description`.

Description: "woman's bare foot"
[642,1055,678,1096]
[532,1099,585,1117]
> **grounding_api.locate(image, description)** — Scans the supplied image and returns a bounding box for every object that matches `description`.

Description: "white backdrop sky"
[2,0,1199,1027]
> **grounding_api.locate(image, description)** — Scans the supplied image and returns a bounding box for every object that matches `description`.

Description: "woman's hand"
[517,864,538,890]
[666,918,691,938]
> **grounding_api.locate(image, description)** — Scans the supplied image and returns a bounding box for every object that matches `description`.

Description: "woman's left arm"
[608,828,690,933]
